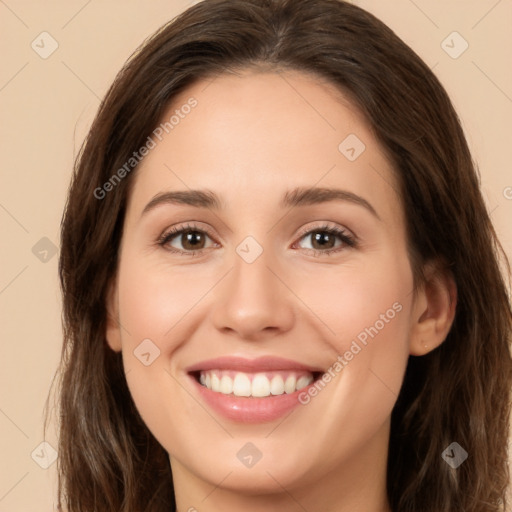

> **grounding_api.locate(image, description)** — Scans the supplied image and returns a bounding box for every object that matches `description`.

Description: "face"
[106,69,430,505]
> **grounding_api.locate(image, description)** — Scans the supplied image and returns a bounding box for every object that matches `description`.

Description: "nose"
[210,249,295,341]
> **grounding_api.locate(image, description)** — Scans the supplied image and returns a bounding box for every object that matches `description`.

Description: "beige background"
[0,0,511,510]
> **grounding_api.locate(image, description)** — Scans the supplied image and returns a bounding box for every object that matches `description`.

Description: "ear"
[409,261,457,356]
[105,278,122,352]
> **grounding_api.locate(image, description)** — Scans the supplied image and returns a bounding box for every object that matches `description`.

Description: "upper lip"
[185,356,324,374]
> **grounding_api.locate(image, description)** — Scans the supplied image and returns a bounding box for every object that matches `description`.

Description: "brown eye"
[296,225,356,255]
[309,231,337,250]
[180,231,206,250]
[159,227,216,254]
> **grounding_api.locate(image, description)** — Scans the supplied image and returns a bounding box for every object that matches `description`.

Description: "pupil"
[183,231,204,250]
[313,232,334,249]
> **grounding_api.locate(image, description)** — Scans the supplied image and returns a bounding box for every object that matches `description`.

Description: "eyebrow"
[140,186,380,220]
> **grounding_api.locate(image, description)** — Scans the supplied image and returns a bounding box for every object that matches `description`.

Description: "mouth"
[186,356,325,423]
[191,369,323,397]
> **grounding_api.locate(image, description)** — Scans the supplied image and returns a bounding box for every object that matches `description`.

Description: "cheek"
[114,259,202,417]
[117,260,212,344]
[291,255,412,351]
[115,258,205,449]
[291,264,412,456]
[292,255,413,413]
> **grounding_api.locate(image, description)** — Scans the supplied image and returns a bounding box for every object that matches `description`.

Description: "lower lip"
[190,375,314,423]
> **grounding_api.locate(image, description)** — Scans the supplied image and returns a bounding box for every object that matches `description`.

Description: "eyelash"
[156,222,357,257]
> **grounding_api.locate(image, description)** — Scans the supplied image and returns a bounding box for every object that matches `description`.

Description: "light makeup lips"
[186,356,324,423]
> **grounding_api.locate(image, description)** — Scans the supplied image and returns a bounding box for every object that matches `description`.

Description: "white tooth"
[205,373,211,389]
[211,373,220,392]
[252,373,271,397]
[199,373,206,386]
[233,372,251,397]
[296,375,313,390]
[284,375,296,394]
[219,375,233,395]
[270,375,285,395]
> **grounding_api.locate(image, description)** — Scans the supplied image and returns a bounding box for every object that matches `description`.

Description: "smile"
[198,370,315,397]
[186,356,324,423]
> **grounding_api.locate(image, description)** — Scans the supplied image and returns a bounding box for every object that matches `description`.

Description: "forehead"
[126,69,402,224]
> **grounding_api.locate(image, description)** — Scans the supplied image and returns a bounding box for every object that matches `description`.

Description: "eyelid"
[294,221,355,242]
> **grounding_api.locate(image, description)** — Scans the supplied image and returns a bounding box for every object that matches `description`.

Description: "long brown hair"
[48,0,512,510]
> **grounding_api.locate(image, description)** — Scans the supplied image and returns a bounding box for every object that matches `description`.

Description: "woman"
[50,0,512,510]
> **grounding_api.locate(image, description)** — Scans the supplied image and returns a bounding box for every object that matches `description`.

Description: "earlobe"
[409,263,457,356]
[105,279,122,352]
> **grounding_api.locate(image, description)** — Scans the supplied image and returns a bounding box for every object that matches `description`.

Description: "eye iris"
[182,231,205,250]
[312,231,335,250]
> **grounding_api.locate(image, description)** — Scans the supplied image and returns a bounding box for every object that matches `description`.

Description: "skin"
[106,69,456,512]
